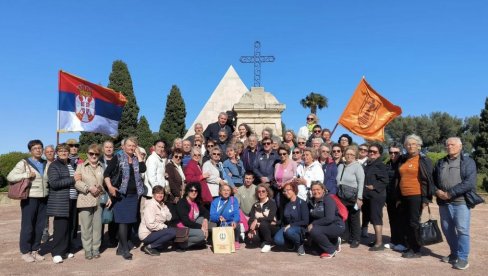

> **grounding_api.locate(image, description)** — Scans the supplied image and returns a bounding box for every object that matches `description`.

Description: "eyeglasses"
[219,135,227,138]
[212,153,221,156]
[262,142,271,145]
[174,155,183,159]
[207,144,215,148]
[88,152,100,157]
[389,151,400,155]
[368,150,379,154]
[292,151,300,154]
[306,117,314,121]
[193,154,202,157]
[332,150,342,153]
[189,189,198,193]
[359,148,368,152]
[279,152,288,156]
[314,130,322,133]
[68,144,80,148]
[297,142,305,145]
[321,150,330,153]
[257,190,267,194]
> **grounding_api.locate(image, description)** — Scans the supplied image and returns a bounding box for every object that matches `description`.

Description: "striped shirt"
[67,164,78,199]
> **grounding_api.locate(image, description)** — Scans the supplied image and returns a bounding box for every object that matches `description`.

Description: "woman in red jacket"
[184,147,213,205]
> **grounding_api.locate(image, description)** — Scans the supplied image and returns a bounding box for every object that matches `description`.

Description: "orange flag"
[338,78,402,141]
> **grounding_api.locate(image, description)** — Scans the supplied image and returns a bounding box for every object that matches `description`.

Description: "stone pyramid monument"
[184,65,249,138]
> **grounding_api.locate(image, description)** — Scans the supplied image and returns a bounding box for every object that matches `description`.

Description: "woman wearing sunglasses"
[176,182,209,250]
[202,147,227,198]
[247,184,278,253]
[362,143,389,251]
[298,113,318,140]
[165,148,186,204]
[74,144,107,260]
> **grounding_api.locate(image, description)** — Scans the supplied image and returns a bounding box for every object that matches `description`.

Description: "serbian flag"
[338,78,402,141]
[58,71,127,137]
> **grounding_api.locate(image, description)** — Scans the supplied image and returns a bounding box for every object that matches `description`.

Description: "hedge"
[0,152,30,189]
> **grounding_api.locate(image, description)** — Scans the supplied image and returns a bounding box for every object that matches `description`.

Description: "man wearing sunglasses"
[253,137,280,185]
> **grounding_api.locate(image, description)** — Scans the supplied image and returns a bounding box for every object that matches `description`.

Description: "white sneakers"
[336,237,342,253]
[21,253,35,263]
[66,253,74,259]
[261,244,272,253]
[52,255,63,264]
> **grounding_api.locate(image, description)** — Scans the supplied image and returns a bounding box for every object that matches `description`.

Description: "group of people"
[7,112,476,270]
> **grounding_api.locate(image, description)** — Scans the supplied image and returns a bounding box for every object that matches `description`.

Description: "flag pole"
[330,122,339,139]
[57,70,61,145]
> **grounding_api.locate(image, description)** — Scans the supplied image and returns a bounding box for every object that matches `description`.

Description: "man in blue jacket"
[252,137,280,184]
[433,137,477,271]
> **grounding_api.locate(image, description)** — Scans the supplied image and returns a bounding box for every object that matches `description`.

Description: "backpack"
[329,194,348,222]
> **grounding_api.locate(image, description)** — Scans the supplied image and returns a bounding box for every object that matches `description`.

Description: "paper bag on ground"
[212,226,235,254]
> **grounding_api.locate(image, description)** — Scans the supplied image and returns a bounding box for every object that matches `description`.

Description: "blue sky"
[1,1,487,153]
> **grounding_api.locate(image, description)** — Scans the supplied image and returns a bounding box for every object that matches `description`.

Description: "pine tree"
[474,97,488,175]
[137,116,154,152]
[159,85,186,144]
[79,60,139,148]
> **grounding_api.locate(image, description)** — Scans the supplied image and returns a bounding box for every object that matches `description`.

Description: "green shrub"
[426,152,447,165]
[0,152,30,188]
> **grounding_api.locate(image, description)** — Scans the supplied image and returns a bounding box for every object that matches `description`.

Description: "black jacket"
[363,158,389,199]
[176,198,209,229]
[309,194,342,226]
[47,159,75,217]
[248,199,277,226]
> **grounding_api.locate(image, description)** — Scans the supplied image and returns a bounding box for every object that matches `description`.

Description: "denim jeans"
[439,204,470,261]
[274,226,303,246]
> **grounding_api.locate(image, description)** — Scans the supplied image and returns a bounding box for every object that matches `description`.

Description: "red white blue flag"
[58,71,127,137]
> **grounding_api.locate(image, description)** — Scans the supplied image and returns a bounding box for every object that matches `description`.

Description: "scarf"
[307,123,316,134]
[118,152,144,196]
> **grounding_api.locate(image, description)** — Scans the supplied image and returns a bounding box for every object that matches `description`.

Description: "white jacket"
[296,161,324,201]
[144,152,167,197]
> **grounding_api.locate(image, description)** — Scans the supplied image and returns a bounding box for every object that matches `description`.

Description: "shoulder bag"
[8,160,32,200]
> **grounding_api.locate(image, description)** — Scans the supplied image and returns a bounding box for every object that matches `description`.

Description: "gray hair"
[404,134,423,147]
[194,122,203,129]
[297,135,307,142]
[218,112,228,118]
[191,146,201,156]
[446,137,463,146]
[312,137,324,144]
[45,144,55,150]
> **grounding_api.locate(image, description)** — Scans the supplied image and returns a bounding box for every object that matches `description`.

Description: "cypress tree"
[137,116,153,152]
[159,85,186,144]
[474,97,488,175]
[108,60,139,142]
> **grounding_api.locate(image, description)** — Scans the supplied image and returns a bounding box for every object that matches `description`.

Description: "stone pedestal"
[234,87,286,139]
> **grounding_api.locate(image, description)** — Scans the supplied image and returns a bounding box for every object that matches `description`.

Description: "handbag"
[419,206,443,246]
[337,185,358,203]
[8,160,32,200]
[174,227,190,243]
[465,190,485,209]
[101,206,113,224]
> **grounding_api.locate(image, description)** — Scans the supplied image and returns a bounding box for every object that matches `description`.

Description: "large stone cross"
[239,41,275,87]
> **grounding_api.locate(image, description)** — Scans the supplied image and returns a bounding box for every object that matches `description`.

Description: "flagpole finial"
[362,75,365,79]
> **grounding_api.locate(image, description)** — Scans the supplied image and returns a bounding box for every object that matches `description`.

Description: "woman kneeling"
[139,185,176,256]
[209,183,241,250]
[308,181,345,259]
[273,182,309,256]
